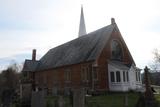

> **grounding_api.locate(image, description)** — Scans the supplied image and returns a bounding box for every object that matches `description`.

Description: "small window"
[110,72,115,82]
[86,67,90,81]
[123,71,126,82]
[53,71,58,81]
[81,67,85,80]
[81,66,90,81]
[138,72,141,81]
[126,72,129,82]
[64,69,71,81]
[116,71,121,82]
[93,68,98,80]
[136,72,138,81]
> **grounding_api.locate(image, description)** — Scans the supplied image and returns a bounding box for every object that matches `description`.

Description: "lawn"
[46,92,139,107]
[46,92,160,107]
[85,92,139,107]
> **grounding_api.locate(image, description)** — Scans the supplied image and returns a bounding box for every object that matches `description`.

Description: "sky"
[0,0,160,70]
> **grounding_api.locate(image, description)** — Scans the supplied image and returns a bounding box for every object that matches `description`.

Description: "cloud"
[0,0,160,69]
[0,53,42,71]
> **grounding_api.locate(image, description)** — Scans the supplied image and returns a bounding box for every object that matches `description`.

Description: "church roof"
[22,60,39,72]
[35,24,115,71]
[108,61,130,70]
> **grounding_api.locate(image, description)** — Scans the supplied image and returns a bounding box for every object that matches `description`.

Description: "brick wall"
[34,30,134,92]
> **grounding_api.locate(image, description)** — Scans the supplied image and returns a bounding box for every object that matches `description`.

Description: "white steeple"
[78,6,86,37]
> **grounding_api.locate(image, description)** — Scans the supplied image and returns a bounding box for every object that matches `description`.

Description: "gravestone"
[73,88,85,107]
[21,83,32,106]
[58,96,64,107]
[64,87,71,96]
[31,90,46,107]
[52,87,58,96]
[124,93,128,107]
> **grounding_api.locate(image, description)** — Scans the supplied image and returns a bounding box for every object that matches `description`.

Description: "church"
[22,7,142,94]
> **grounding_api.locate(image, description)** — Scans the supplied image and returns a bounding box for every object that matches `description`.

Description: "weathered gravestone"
[31,90,46,107]
[73,88,85,107]
[52,87,58,96]
[20,83,32,106]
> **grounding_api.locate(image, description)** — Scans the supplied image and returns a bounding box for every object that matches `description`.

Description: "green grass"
[155,94,160,102]
[46,96,72,107]
[46,93,160,107]
[86,93,139,107]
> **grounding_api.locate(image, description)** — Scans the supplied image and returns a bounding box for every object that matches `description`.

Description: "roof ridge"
[37,24,115,71]
[41,24,113,59]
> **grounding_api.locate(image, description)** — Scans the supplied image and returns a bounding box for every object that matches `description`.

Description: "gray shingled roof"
[108,61,130,70]
[22,60,39,72]
[35,24,115,71]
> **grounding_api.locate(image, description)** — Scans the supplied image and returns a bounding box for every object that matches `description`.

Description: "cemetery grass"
[46,93,160,107]
[86,92,139,107]
[46,92,139,107]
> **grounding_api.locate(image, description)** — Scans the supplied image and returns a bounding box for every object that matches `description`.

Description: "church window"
[136,72,138,81]
[138,72,141,81]
[53,71,58,81]
[93,67,98,80]
[64,69,71,81]
[81,66,90,81]
[86,67,90,81]
[123,71,126,82]
[116,71,121,82]
[110,72,115,82]
[81,67,85,80]
[126,72,129,82]
[111,40,123,61]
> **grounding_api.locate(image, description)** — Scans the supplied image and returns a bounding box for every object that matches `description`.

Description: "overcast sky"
[0,0,160,70]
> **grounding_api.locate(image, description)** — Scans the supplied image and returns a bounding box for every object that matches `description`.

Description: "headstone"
[73,88,85,107]
[21,83,32,106]
[124,93,128,107]
[31,90,46,107]
[52,87,58,96]
[64,87,70,96]
[58,96,64,107]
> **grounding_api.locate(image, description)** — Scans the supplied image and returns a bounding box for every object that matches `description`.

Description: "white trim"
[108,64,142,92]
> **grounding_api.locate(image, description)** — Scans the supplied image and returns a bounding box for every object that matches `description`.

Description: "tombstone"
[58,96,64,107]
[73,88,85,107]
[124,93,128,107]
[64,87,71,96]
[21,83,32,106]
[52,87,58,96]
[31,90,46,107]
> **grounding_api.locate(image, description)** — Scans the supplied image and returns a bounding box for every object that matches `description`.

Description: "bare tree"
[0,63,21,106]
[150,49,160,72]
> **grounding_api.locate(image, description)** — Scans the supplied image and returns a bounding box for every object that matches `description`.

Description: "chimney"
[32,49,36,61]
[111,18,115,24]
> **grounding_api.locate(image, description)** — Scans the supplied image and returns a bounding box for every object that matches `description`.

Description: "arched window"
[111,40,123,61]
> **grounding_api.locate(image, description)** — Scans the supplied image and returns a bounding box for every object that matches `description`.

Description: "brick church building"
[22,7,142,94]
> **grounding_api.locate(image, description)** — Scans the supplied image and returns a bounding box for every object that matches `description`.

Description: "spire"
[78,5,86,37]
